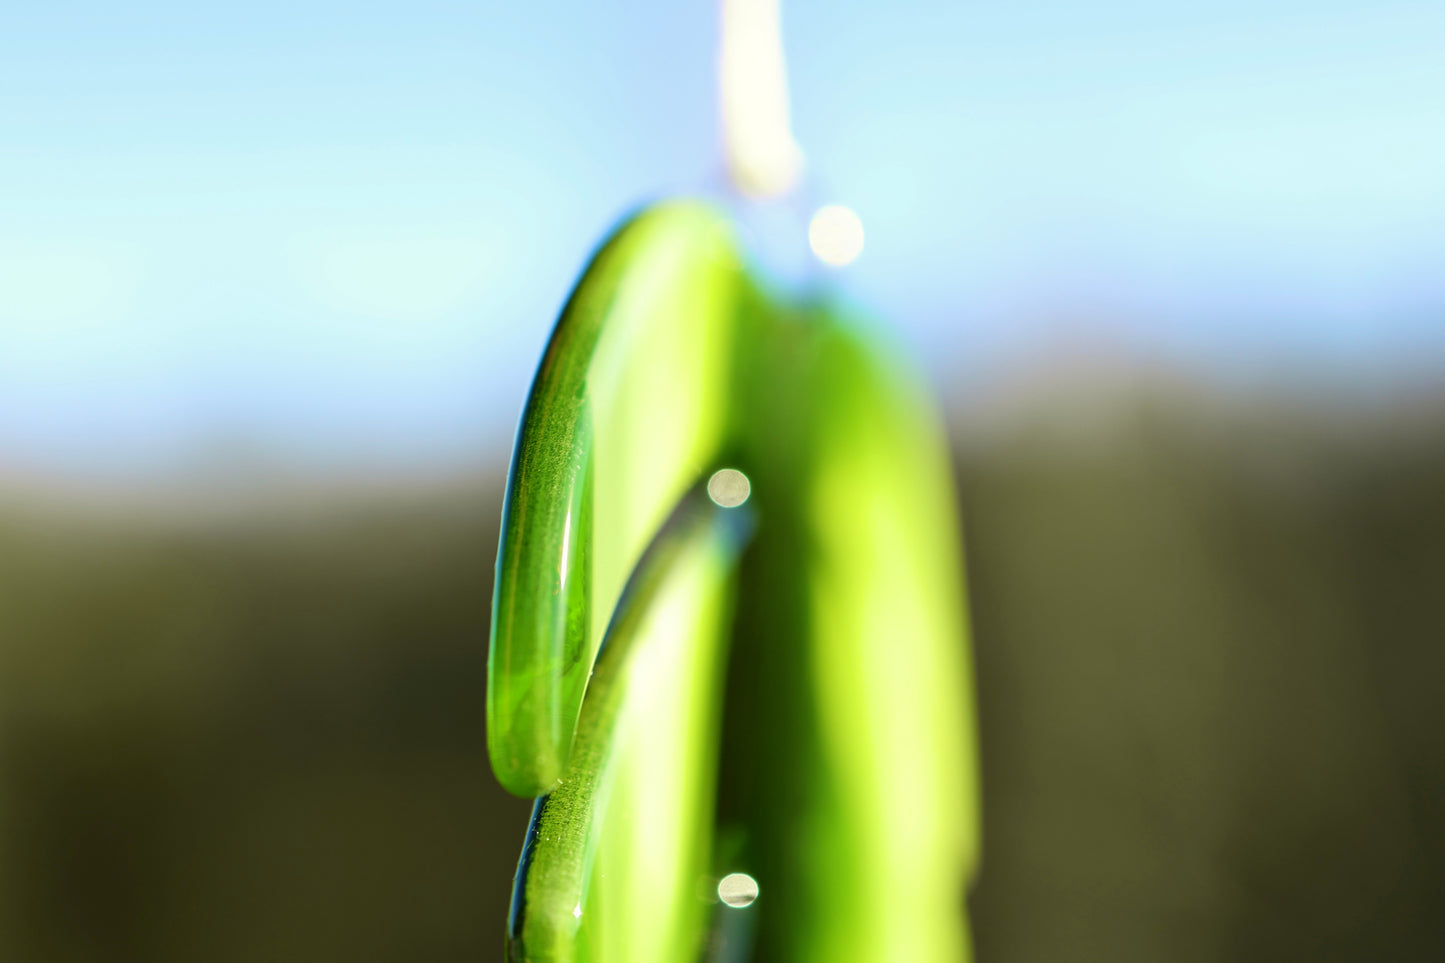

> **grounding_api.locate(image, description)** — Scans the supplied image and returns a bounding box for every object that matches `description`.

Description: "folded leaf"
[719,297,980,962]
[493,201,980,960]
[489,201,744,797]
[507,487,749,962]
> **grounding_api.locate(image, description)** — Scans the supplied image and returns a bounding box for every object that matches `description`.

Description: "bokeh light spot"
[717,872,759,908]
[808,204,865,267]
[708,469,751,508]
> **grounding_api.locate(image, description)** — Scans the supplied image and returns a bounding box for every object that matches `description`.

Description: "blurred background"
[2,0,1443,960]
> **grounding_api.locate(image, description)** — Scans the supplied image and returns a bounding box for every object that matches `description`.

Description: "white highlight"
[717,872,760,908]
[559,508,573,589]
[808,205,865,267]
[707,469,751,508]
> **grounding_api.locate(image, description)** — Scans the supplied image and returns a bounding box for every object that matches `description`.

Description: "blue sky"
[2,0,1442,475]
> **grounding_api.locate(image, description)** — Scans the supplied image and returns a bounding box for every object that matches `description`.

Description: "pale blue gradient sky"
[2,0,1442,475]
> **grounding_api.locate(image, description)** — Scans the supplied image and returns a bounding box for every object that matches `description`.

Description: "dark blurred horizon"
[3,369,1443,961]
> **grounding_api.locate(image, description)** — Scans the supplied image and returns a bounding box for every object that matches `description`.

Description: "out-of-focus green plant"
[490,200,979,962]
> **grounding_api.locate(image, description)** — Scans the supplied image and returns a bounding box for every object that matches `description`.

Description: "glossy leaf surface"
[488,202,744,797]
[492,198,979,961]
[506,487,748,962]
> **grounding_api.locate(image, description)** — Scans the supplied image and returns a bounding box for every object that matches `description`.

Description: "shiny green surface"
[506,489,747,962]
[799,311,978,962]
[719,293,979,962]
[490,200,978,960]
[488,201,743,797]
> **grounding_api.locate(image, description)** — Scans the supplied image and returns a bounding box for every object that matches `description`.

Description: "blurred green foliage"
[2,386,1443,962]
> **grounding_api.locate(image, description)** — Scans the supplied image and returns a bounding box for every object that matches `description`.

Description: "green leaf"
[718,296,979,962]
[488,201,745,797]
[492,200,979,961]
[506,486,750,962]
